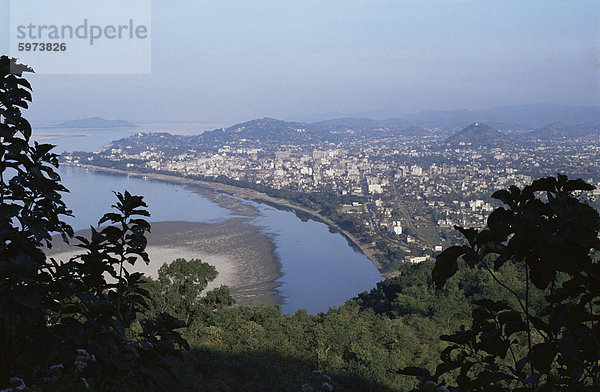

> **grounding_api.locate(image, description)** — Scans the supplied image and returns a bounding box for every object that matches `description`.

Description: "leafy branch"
[403,175,600,391]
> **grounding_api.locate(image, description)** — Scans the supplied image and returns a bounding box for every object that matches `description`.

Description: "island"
[56,117,137,129]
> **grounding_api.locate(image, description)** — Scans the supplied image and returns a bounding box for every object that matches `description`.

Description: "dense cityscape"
[64,119,600,271]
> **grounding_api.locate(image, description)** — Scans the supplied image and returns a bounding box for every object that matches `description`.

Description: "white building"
[411,165,423,176]
[390,221,403,235]
[406,256,428,264]
[368,183,383,194]
[300,167,313,175]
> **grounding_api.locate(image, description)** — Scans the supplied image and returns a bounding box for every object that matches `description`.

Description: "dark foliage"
[0,56,186,391]
[404,175,600,391]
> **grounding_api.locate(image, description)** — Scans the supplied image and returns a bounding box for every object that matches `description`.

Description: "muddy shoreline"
[48,219,282,307]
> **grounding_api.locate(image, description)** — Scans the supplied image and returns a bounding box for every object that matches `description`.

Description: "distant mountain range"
[61,103,600,133]
[106,118,600,157]
[392,103,600,130]
[524,122,600,140]
[291,103,600,131]
[191,117,443,145]
[192,116,598,146]
[68,104,600,150]
[56,117,137,129]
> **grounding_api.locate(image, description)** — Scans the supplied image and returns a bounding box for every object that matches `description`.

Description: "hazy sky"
[1,0,599,125]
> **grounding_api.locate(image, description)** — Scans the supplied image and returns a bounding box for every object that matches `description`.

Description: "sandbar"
[48,219,282,306]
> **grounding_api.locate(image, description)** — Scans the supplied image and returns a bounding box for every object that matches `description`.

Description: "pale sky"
[1,0,599,125]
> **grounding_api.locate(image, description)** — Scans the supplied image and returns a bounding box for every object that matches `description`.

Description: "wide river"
[34,125,382,314]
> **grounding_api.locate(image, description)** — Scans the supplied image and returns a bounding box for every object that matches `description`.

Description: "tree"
[0,55,74,388]
[0,55,187,391]
[390,294,428,317]
[403,175,600,391]
[142,258,234,324]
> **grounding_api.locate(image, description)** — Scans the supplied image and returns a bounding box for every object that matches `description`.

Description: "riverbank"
[70,164,385,273]
[48,219,282,306]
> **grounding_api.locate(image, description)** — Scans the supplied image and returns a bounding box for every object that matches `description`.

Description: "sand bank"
[48,219,281,306]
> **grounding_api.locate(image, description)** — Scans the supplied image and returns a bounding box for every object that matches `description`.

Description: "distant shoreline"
[67,163,385,274]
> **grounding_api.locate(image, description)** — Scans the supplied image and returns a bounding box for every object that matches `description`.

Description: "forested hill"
[200,117,314,144]
[524,122,600,140]
[103,117,600,155]
[445,122,508,146]
[196,117,438,143]
[147,258,542,391]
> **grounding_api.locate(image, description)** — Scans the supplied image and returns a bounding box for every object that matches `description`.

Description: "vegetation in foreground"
[1,56,598,391]
[403,175,600,391]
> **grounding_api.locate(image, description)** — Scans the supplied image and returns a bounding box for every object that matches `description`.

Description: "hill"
[307,118,390,134]
[524,122,600,140]
[445,122,508,146]
[100,111,599,154]
[199,117,313,144]
[56,117,137,128]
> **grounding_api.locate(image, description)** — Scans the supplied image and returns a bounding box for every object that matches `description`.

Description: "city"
[64,119,600,271]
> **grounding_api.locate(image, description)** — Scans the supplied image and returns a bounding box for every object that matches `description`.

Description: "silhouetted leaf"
[492,189,514,206]
[455,225,478,247]
[563,178,595,192]
[529,262,555,290]
[434,361,462,379]
[487,207,512,233]
[433,246,466,288]
[493,254,509,271]
[99,212,123,225]
[530,177,557,192]
[528,343,556,372]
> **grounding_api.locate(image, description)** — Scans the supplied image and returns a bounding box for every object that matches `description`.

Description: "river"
[33,125,382,314]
